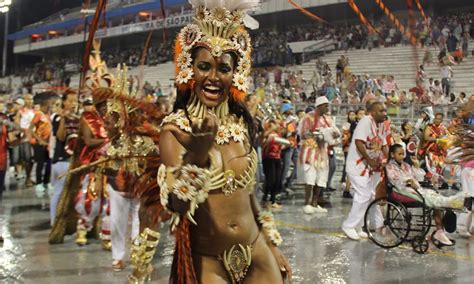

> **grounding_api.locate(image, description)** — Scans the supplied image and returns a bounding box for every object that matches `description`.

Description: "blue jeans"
[280,148,294,190]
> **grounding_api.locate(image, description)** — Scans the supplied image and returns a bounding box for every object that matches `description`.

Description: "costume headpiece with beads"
[175,0,259,102]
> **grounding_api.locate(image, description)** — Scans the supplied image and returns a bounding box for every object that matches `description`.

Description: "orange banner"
[347,0,377,34]
[415,0,428,23]
[374,0,418,46]
[287,0,327,23]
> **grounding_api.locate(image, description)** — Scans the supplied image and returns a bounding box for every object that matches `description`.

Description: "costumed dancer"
[98,67,165,274]
[299,96,339,214]
[155,0,292,283]
[74,93,112,249]
[421,112,448,184]
[49,41,116,245]
[342,102,388,241]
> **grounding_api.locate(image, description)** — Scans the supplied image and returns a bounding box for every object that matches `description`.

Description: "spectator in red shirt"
[262,119,284,209]
[29,92,54,198]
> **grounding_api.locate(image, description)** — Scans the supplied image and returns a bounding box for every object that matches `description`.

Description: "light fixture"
[138,11,149,17]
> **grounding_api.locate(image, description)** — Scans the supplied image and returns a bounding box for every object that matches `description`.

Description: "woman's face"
[404,122,413,133]
[348,111,356,122]
[193,48,235,108]
[391,147,405,163]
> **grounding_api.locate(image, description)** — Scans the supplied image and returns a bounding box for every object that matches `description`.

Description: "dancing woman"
[154,1,291,283]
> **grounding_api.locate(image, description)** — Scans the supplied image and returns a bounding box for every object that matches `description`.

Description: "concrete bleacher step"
[301,40,474,94]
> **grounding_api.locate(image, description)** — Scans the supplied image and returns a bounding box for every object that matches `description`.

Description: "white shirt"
[346,115,387,177]
[19,107,35,129]
[440,66,452,79]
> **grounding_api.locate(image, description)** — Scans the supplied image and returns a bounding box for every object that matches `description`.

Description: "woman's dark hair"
[401,120,410,134]
[347,110,356,122]
[389,143,404,158]
[172,48,256,150]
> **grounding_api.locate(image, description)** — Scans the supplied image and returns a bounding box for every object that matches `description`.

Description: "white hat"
[315,96,329,107]
[15,98,25,106]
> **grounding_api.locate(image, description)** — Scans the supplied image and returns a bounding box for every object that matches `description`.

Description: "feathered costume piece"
[49,39,168,245]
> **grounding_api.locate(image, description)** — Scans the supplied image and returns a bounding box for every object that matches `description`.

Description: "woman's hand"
[174,113,218,166]
[269,245,292,283]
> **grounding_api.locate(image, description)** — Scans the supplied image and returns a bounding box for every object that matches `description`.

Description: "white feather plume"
[188,0,259,12]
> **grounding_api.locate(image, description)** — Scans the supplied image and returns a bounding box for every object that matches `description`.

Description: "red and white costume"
[298,112,334,187]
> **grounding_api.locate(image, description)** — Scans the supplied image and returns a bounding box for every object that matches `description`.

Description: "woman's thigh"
[245,235,283,284]
[192,254,229,284]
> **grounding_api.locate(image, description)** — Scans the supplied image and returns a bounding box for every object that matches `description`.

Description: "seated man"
[386,144,466,245]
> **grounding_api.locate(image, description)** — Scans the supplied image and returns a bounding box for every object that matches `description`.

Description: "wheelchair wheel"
[412,236,429,254]
[364,198,410,249]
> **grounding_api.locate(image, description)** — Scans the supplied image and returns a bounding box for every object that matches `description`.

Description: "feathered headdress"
[175,0,260,102]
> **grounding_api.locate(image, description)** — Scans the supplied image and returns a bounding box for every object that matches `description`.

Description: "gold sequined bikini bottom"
[193,233,260,284]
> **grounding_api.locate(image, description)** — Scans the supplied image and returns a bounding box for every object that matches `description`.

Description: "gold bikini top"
[161,96,258,196]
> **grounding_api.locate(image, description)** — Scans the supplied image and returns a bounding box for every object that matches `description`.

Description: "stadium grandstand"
[1,0,473,95]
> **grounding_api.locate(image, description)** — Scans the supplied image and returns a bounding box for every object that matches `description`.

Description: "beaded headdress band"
[175,0,259,102]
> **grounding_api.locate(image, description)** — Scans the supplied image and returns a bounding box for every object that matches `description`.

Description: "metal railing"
[292,103,459,124]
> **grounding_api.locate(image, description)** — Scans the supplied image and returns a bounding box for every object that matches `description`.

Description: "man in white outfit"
[342,102,388,240]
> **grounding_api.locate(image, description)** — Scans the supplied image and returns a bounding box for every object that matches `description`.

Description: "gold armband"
[258,211,283,247]
[157,164,211,230]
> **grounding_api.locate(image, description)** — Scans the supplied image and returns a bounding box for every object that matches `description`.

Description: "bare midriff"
[190,189,259,256]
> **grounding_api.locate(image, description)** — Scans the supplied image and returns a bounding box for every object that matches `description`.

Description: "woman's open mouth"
[202,85,222,101]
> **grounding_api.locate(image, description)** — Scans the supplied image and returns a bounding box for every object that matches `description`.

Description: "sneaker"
[342,191,353,199]
[433,229,453,246]
[303,205,316,214]
[356,229,368,238]
[35,184,46,198]
[313,205,328,213]
[342,226,360,240]
[112,260,125,272]
[285,188,296,196]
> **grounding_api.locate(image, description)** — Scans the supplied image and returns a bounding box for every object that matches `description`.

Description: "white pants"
[109,188,140,261]
[50,161,69,226]
[303,164,329,187]
[342,172,382,229]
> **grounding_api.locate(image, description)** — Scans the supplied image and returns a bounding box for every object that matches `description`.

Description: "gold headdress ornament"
[175,0,260,102]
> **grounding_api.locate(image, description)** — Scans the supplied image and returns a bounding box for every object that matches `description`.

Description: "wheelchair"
[363,173,458,254]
